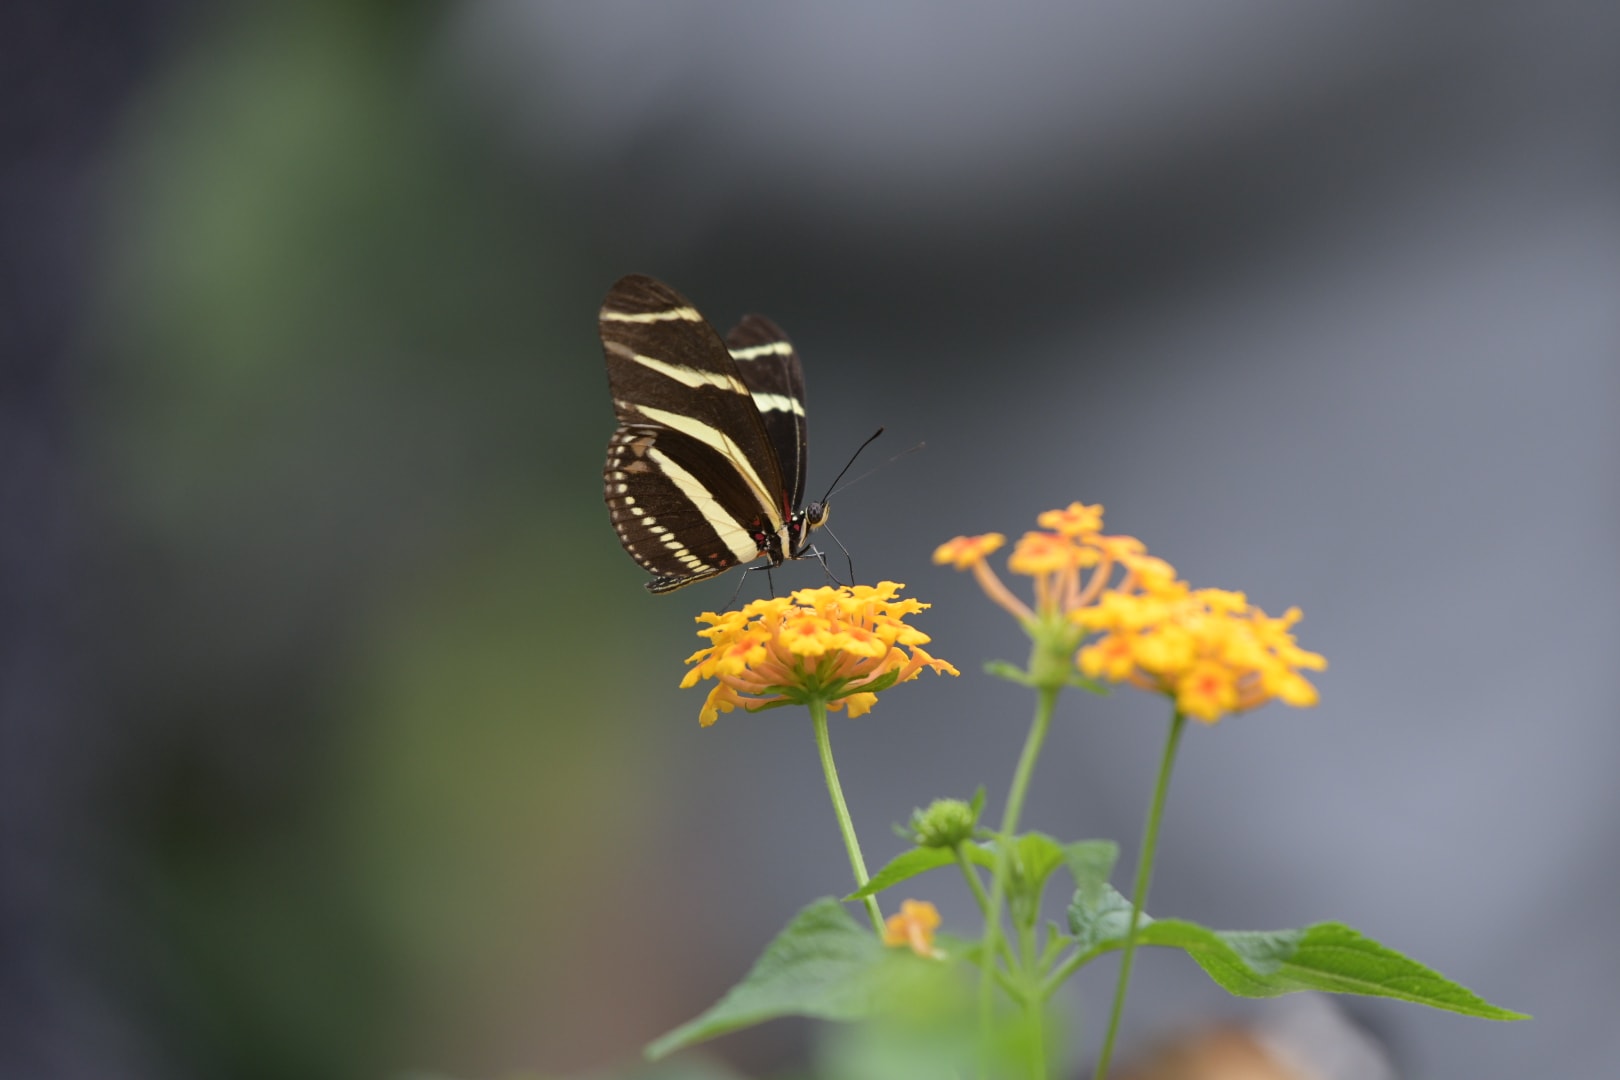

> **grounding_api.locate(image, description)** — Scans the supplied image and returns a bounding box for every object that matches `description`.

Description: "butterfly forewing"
[725,315,808,515]
[600,275,791,592]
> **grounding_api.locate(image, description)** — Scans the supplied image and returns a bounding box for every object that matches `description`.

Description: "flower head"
[1008,531,1081,576]
[883,899,944,958]
[939,502,1325,718]
[1037,501,1105,537]
[932,532,1005,570]
[1076,586,1326,723]
[935,504,1155,654]
[682,582,958,727]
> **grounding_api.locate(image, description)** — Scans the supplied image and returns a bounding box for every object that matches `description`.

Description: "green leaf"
[977,833,1072,926]
[983,659,1106,692]
[851,839,998,900]
[1056,858,1526,1023]
[1063,840,1128,953]
[983,659,1032,685]
[963,840,997,869]
[1012,833,1069,893]
[975,832,1072,890]
[813,952,1023,1080]
[1066,882,1139,955]
[968,786,986,821]
[646,899,892,1059]
[847,847,956,900]
[1062,840,1119,897]
[1134,919,1527,1020]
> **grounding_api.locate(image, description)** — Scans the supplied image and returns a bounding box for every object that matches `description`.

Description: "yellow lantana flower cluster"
[1075,583,1326,723]
[936,503,1325,723]
[682,582,958,727]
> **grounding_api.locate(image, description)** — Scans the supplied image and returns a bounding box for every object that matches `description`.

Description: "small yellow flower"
[1037,501,1104,538]
[683,582,958,727]
[932,533,1005,570]
[1078,629,1138,683]
[1175,660,1240,723]
[842,691,880,718]
[883,899,943,958]
[712,632,769,676]
[782,614,835,657]
[829,622,890,658]
[1008,531,1077,576]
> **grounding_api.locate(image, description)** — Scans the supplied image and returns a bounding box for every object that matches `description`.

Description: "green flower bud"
[906,797,979,849]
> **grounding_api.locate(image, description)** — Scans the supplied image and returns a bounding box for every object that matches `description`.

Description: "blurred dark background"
[4,2,1617,1078]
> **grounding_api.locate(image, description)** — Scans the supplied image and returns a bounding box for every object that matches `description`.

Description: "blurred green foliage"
[85,4,685,1077]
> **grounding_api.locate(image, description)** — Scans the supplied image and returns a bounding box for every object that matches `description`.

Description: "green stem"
[1041,944,1096,1000]
[1093,710,1187,1080]
[956,846,994,916]
[956,849,1023,973]
[986,955,1026,1000]
[1037,932,1070,974]
[809,698,884,934]
[978,683,1060,1075]
[1028,1003,1047,1080]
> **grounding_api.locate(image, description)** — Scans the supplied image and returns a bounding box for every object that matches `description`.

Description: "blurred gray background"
[3,1,1617,1077]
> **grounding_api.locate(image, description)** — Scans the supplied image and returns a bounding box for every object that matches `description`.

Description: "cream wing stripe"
[646,448,761,564]
[600,306,703,323]
[620,348,748,393]
[729,341,795,361]
[637,405,785,531]
[751,392,805,416]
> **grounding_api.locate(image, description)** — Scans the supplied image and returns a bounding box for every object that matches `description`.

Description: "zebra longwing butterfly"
[600,274,827,593]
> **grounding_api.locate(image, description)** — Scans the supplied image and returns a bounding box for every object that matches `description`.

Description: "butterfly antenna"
[819,427,885,505]
[826,440,925,500]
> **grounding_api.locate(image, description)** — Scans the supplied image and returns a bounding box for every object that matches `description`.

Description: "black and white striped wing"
[725,315,808,514]
[600,275,788,593]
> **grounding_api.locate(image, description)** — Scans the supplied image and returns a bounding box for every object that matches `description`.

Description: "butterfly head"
[788,501,828,559]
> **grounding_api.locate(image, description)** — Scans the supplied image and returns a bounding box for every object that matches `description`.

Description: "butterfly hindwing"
[600,275,792,592]
[605,427,761,592]
[725,315,808,516]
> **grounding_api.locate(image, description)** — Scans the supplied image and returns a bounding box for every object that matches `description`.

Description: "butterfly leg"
[726,564,761,608]
[801,545,848,588]
[814,523,856,586]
